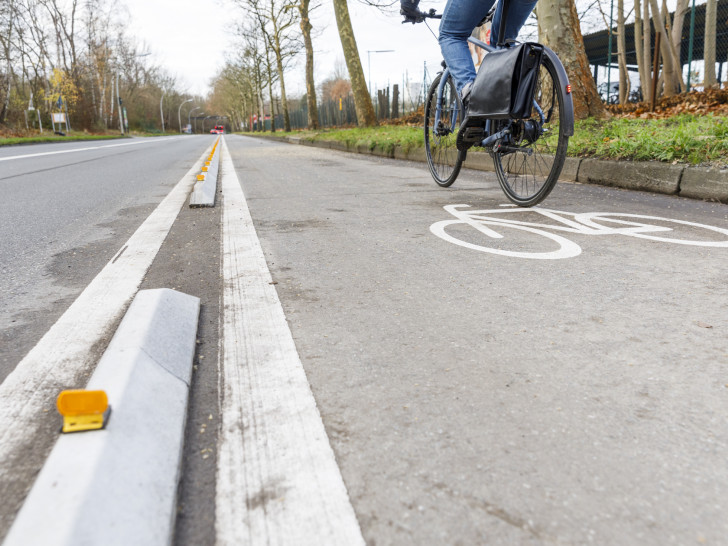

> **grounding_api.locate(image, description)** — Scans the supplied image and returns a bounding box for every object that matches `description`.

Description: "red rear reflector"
[566,84,572,94]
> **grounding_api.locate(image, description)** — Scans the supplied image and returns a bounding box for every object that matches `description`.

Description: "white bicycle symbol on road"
[430,204,728,260]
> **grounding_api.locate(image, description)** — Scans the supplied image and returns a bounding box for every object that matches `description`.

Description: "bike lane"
[224,135,728,544]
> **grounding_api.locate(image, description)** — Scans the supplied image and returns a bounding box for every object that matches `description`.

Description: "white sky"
[123,0,446,97]
[124,0,690,98]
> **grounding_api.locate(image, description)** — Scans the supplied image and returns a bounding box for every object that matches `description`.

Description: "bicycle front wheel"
[493,54,570,207]
[425,73,465,187]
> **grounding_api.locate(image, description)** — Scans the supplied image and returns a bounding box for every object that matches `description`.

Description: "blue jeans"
[439,0,539,94]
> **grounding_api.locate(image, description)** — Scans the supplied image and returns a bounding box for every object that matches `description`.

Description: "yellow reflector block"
[202,166,208,172]
[205,161,210,166]
[197,174,205,181]
[57,390,110,433]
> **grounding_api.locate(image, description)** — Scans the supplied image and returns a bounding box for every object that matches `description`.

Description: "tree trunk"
[332,0,377,127]
[299,0,319,129]
[1,0,15,124]
[643,0,651,97]
[704,0,717,87]
[649,0,677,96]
[634,0,648,99]
[537,0,606,119]
[662,0,685,91]
[617,0,629,104]
[273,47,290,131]
[268,72,275,132]
[671,0,690,89]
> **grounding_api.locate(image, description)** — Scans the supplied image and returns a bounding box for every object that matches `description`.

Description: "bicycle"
[411,2,575,207]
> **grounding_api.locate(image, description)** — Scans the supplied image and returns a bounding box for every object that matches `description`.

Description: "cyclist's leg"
[439,0,495,94]
[490,0,538,45]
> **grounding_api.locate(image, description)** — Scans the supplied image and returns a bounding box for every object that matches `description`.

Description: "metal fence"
[271,81,427,131]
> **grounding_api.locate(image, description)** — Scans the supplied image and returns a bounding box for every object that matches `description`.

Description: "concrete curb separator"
[190,149,219,207]
[261,134,728,203]
[4,288,200,546]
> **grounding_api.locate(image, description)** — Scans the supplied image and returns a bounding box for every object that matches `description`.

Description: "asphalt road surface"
[0,136,211,380]
[2,134,727,545]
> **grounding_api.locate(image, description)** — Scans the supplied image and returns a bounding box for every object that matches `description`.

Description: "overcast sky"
[122,0,687,97]
[123,0,447,97]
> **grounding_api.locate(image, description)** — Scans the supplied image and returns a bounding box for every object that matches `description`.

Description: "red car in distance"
[210,125,225,134]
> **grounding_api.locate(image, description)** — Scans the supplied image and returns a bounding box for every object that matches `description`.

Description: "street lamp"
[189,106,201,131]
[178,99,193,133]
[194,112,204,133]
[160,91,166,133]
[367,50,394,95]
[203,115,213,133]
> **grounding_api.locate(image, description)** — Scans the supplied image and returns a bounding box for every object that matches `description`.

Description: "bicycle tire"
[492,54,569,207]
[424,73,465,187]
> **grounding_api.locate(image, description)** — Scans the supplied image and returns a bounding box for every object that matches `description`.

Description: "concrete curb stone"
[190,151,219,207]
[679,166,728,203]
[578,158,683,195]
[4,288,200,546]
[262,134,727,203]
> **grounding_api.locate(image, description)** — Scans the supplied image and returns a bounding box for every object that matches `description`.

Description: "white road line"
[0,136,184,162]
[0,143,211,519]
[216,137,365,546]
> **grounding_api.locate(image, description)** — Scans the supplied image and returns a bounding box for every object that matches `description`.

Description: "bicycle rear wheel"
[425,73,465,187]
[493,55,569,207]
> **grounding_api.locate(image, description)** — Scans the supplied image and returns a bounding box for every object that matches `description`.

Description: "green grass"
[242,126,425,156]
[244,113,728,167]
[0,133,128,146]
[565,114,728,166]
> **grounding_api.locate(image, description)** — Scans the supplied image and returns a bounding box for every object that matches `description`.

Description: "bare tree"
[648,0,678,95]
[296,0,319,129]
[235,0,299,132]
[0,0,17,123]
[333,0,376,126]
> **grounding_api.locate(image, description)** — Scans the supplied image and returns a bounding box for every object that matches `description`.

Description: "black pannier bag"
[468,43,544,120]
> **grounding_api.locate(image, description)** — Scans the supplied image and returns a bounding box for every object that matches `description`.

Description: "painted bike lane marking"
[216,137,364,545]
[430,205,728,260]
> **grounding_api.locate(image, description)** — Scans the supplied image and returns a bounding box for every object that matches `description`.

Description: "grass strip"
[0,134,128,147]
[241,113,728,167]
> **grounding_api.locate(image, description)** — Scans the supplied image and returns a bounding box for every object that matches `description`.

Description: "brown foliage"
[606,87,728,119]
[320,78,352,102]
[382,105,424,126]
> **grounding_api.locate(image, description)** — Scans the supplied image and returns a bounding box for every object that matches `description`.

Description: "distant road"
[0,136,211,380]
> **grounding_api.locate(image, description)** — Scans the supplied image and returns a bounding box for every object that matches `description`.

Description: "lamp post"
[189,106,201,132]
[203,115,212,133]
[367,50,395,95]
[160,91,166,133]
[178,98,193,133]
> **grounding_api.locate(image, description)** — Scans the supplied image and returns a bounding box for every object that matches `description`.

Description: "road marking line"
[0,136,184,162]
[216,137,364,545]
[0,143,211,530]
